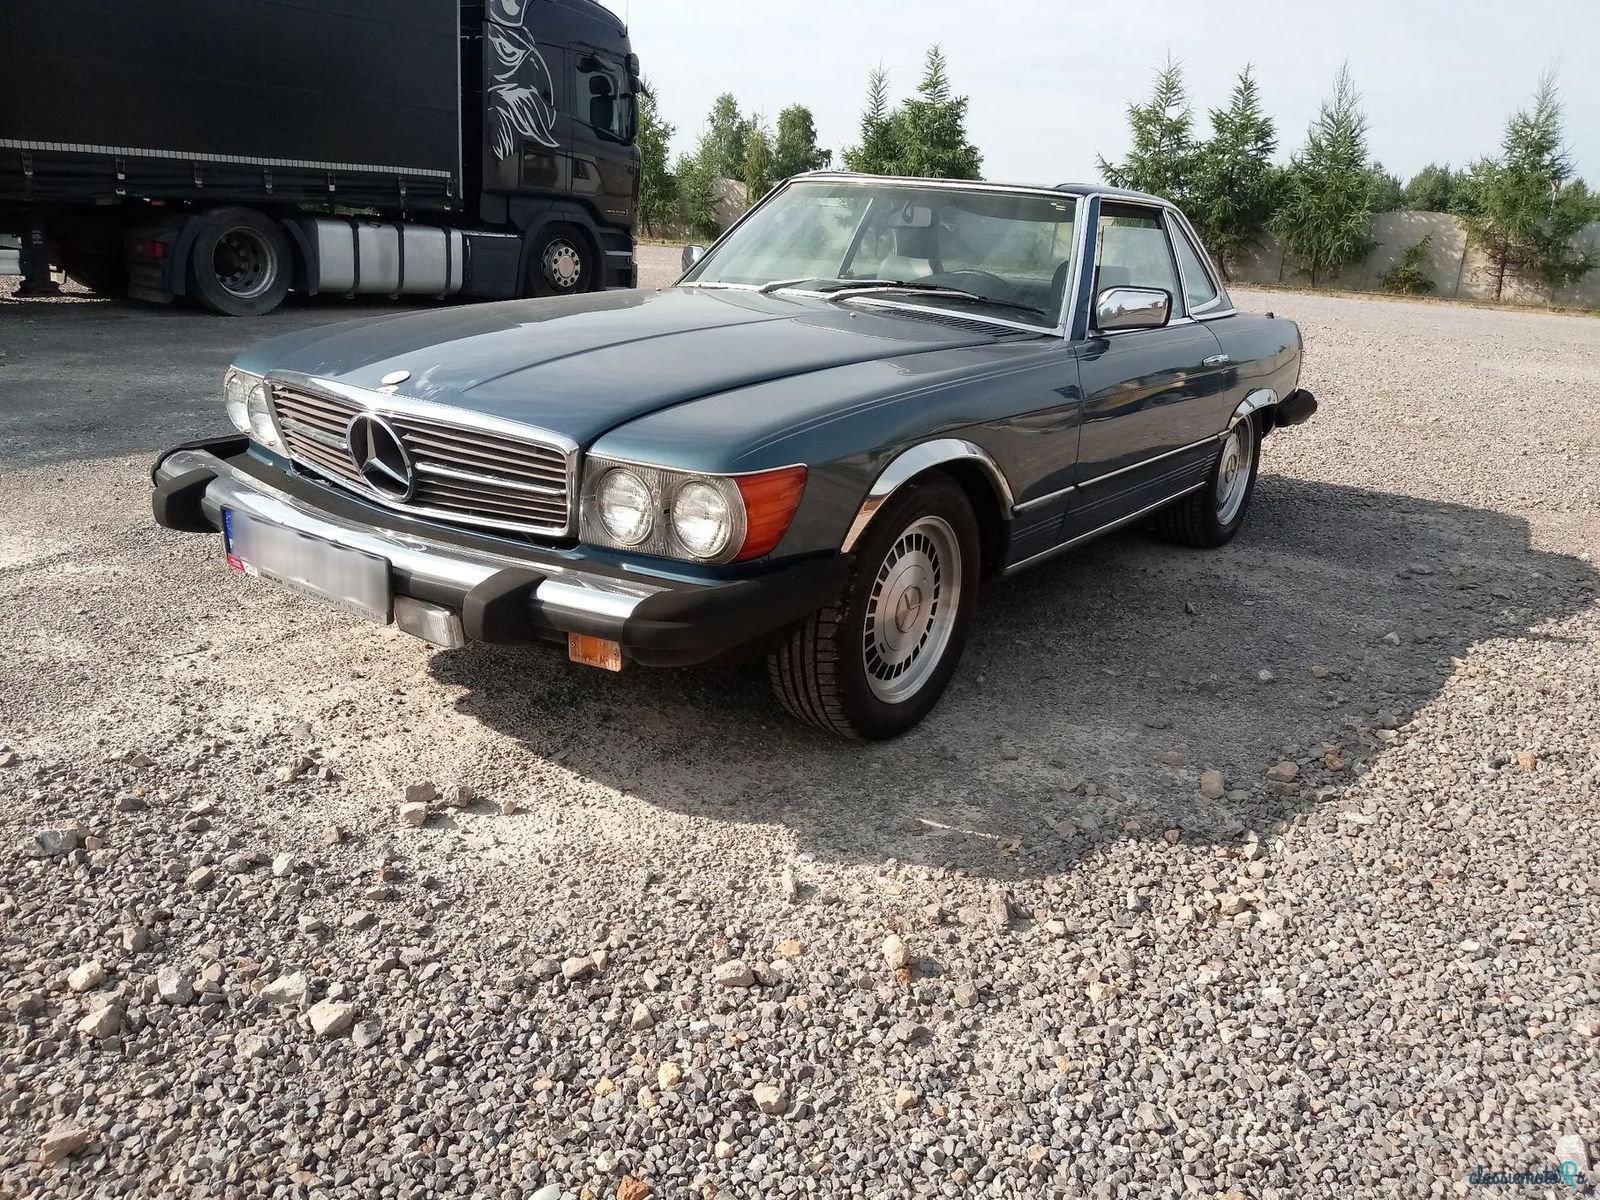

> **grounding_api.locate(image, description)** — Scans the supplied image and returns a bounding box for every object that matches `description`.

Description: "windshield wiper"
[819,280,1048,320]
[757,277,817,294]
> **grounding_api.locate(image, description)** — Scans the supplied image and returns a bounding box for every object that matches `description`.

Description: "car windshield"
[680,179,1079,329]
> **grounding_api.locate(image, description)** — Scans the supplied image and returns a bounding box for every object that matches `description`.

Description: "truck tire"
[527,223,593,296]
[186,207,291,316]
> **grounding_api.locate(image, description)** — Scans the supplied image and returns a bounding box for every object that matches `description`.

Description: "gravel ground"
[2,250,1599,1198]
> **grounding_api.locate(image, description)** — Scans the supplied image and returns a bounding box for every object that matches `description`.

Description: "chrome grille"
[269,380,575,537]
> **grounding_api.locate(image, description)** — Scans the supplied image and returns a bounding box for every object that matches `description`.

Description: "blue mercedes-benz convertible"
[153,172,1316,738]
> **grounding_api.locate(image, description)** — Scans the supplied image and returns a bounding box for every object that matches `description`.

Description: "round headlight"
[670,480,733,558]
[223,371,252,433]
[597,469,654,545]
[244,380,282,451]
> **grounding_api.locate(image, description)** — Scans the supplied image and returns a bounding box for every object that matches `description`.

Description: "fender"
[840,439,1016,553]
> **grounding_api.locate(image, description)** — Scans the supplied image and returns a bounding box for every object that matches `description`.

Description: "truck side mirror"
[681,245,707,272]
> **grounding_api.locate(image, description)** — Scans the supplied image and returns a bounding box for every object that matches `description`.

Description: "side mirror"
[680,245,707,273]
[1095,286,1171,332]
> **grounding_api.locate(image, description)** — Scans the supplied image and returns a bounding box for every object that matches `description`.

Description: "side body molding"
[840,439,1016,553]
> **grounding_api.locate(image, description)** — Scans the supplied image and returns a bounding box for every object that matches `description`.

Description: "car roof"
[790,171,1174,208]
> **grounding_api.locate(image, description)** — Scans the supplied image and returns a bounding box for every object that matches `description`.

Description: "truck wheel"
[187,207,291,316]
[528,224,592,296]
[768,475,980,740]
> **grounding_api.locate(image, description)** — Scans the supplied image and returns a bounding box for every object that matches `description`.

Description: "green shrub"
[1381,235,1436,294]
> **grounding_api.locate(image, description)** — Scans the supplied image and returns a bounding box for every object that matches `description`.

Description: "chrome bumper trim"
[156,448,664,619]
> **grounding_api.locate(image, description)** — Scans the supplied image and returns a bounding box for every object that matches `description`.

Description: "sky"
[596,0,1598,185]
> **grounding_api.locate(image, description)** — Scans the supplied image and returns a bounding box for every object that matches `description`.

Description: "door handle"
[1202,353,1231,367]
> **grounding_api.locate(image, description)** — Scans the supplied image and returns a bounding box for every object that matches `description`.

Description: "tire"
[1157,411,1262,548]
[186,207,291,316]
[768,474,981,740]
[526,224,593,296]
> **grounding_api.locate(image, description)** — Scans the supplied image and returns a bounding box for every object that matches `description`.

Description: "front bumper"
[151,437,848,668]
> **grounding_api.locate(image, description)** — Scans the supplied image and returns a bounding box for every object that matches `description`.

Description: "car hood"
[234,287,1022,445]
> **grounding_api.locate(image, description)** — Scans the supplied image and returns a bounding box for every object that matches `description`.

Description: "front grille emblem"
[345,413,415,502]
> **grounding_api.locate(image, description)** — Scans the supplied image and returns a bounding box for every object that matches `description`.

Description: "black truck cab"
[0,0,641,314]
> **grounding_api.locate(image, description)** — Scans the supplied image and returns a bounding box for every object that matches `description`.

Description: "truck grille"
[268,381,575,537]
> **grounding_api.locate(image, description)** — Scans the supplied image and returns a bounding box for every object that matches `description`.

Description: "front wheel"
[1157,412,1262,548]
[768,475,980,739]
[527,224,592,296]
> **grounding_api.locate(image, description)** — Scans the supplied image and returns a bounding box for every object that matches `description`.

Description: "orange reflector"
[568,633,623,672]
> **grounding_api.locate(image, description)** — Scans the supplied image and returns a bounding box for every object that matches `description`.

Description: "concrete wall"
[1230,211,1600,308]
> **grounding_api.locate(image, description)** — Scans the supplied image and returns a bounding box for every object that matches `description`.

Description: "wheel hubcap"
[863,515,962,704]
[1215,418,1254,524]
[544,241,582,289]
[213,228,275,300]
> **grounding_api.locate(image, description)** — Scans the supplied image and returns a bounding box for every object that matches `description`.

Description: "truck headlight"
[581,457,806,564]
[596,468,654,546]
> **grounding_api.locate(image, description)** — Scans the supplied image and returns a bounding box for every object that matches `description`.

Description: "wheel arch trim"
[840,439,1015,553]
[1229,387,1277,428]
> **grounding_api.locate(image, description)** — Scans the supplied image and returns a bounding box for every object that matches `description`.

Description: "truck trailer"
[0,0,640,315]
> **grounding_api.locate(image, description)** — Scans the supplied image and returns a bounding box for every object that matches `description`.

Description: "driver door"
[1066,202,1231,540]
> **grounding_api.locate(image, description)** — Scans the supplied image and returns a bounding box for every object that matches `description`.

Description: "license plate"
[223,508,392,624]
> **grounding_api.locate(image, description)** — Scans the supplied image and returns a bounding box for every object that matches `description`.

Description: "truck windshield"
[576,52,637,144]
[681,180,1079,328]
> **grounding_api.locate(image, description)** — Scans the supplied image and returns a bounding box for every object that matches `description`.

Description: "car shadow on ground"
[429,476,1597,880]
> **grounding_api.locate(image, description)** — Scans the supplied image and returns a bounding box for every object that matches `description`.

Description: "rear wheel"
[527,224,592,296]
[1157,412,1261,548]
[187,207,291,317]
[768,475,980,739]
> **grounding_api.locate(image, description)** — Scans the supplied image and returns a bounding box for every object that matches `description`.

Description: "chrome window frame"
[1164,207,1234,319]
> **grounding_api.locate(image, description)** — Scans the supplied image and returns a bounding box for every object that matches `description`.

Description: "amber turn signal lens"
[568,634,623,672]
[733,466,808,562]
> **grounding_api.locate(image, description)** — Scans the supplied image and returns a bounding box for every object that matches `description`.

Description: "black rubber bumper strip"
[1275,388,1318,427]
[149,434,250,484]
[462,569,547,644]
[152,467,221,533]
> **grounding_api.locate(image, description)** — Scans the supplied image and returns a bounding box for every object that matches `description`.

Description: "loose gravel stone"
[66,961,105,993]
[713,958,756,988]
[307,999,357,1038]
[38,1125,96,1166]
[752,1082,789,1115]
[881,934,910,970]
[75,1003,121,1041]
[155,967,194,1005]
[259,972,309,1007]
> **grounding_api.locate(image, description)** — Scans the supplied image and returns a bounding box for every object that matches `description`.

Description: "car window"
[1095,204,1183,311]
[1170,221,1221,311]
